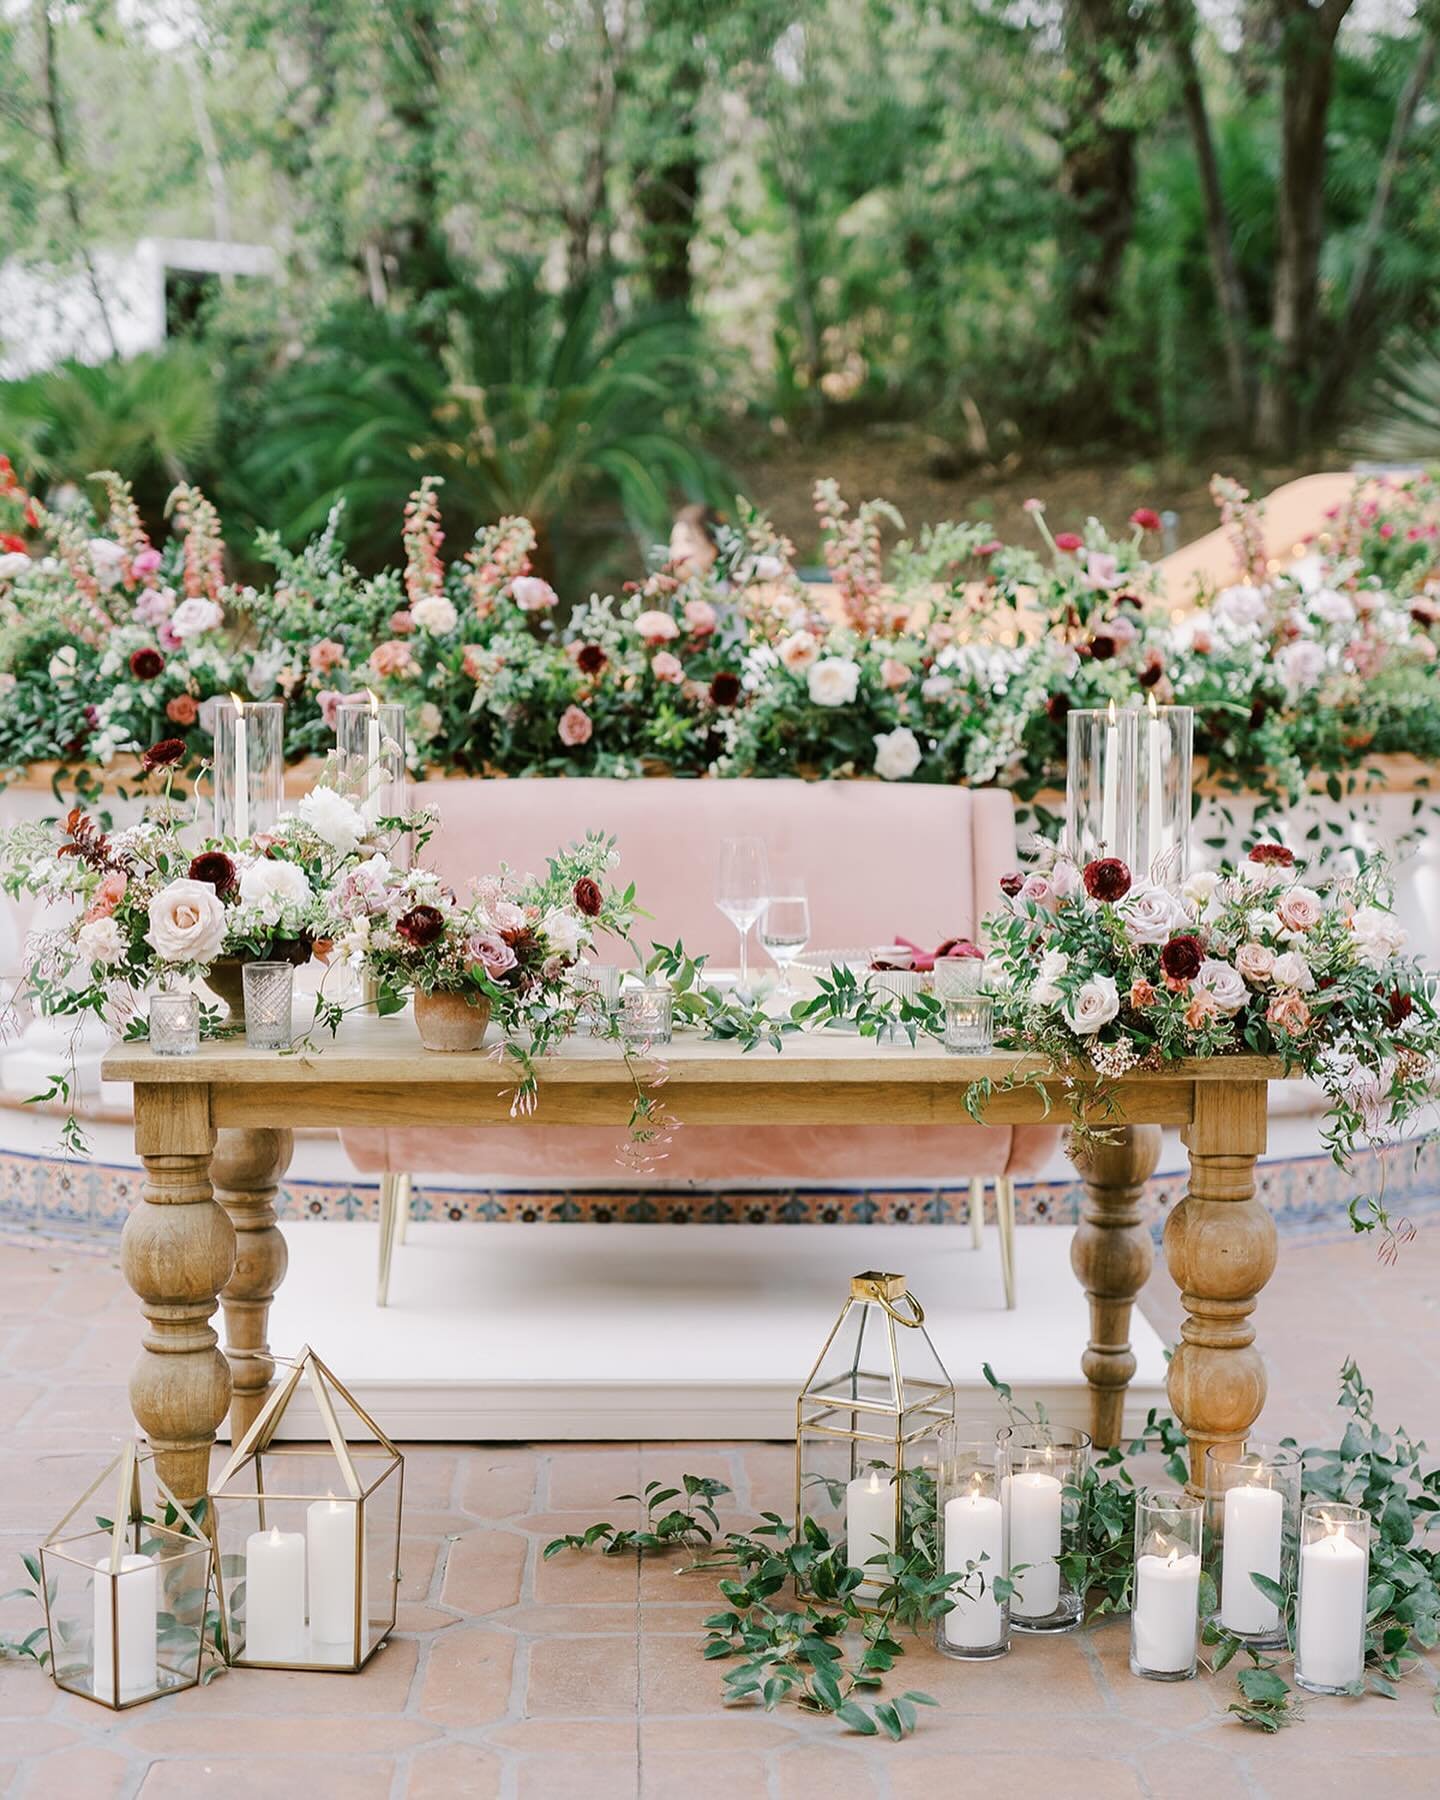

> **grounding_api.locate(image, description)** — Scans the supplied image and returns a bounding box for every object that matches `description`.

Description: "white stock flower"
[1033,949,1069,1007]
[298,785,366,855]
[873,726,921,781]
[76,916,124,964]
[412,594,458,634]
[1063,975,1120,1036]
[1117,882,1185,946]
[1270,950,1315,992]
[807,657,861,707]
[87,538,126,590]
[147,879,228,964]
[0,551,32,580]
[1350,905,1407,969]
[1195,958,1247,1015]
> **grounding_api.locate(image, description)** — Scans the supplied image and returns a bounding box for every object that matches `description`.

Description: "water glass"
[944,994,994,1054]
[621,985,673,1047]
[149,991,199,1057]
[242,961,295,1051]
[760,887,810,1000]
[715,837,770,992]
[935,955,986,1000]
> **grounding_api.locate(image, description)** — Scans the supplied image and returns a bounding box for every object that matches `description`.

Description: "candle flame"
[1165,1546,1180,1568]
[1147,691,1159,719]
[1106,699,1117,726]
[270,1525,282,1541]
[229,692,245,715]
[366,687,380,715]
[867,1470,883,1494]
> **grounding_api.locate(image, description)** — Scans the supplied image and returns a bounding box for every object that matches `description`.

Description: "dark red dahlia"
[189,851,238,897]
[999,872,1025,898]
[1248,842,1295,867]
[396,904,446,948]
[1138,656,1164,689]
[129,648,165,680]
[1088,634,1117,661]
[709,671,742,708]
[1045,692,1071,722]
[576,643,607,676]
[1160,935,1204,982]
[140,736,186,773]
[573,876,603,918]
[1083,857,1132,902]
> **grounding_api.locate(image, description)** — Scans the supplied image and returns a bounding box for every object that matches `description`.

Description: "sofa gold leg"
[968,1177,985,1249]
[995,1177,1017,1310]
[395,1173,411,1245]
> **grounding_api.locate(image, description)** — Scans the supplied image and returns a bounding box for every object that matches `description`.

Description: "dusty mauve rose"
[140,737,187,773]
[999,872,1025,898]
[188,851,238,897]
[129,648,164,680]
[467,931,517,978]
[1017,873,1056,912]
[1248,842,1295,867]
[558,705,592,747]
[1083,858,1132,903]
[576,643,607,676]
[1267,992,1312,1036]
[166,694,199,726]
[573,876,603,917]
[1276,886,1323,933]
[396,905,446,948]
[1160,934,1204,982]
[651,651,684,684]
[709,671,742,708]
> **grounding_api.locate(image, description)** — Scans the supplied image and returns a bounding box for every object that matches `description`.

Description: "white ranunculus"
[87,538,126,590]
[1275,638,1327,699]
[1033,949,1069,1007]
[1195,957,1247,1015]
[298,785,366,854]
[873,726,921,781]
[76,915,125,964]
[411,594,458,634]
[1270,949,1315,992]
[239,858,313,910]
[1183,870,1219,911]
[147,879,228,964]
[1063,974,1120,1036]
[0,550,33,580]
[807,657,861,707]
[542,906,585,959]
[169,597,223,640]
[1350,904,1407,969]
[1117,881,1185,946]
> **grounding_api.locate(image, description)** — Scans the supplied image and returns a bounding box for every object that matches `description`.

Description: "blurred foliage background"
[1,0,1438,583]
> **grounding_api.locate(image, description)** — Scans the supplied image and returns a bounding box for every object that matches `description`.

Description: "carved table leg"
[123,1085,234,1501]
[213,1127,295,1442]
[1166,1081,1275,1491]
[1069,1125,1163,1448]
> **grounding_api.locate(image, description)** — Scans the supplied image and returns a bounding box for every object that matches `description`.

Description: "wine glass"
[760,886,811,1002]
[715,836,770,993]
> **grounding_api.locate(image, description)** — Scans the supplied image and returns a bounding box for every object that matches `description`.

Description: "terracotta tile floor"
[1,1223,1437,1797]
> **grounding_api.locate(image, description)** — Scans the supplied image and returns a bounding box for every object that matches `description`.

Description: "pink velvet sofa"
[339,779,1060,1300]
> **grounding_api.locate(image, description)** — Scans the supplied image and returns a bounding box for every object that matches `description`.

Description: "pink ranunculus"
[683,598,718,636]
[1276,886,1323,933]
[467,931,517,978]
[651,651,684,684]
[389,609,416,635]
[83,871,128,921]
[1054,532,1084,553]
[558,704,593,747]
[317,689,345,729]
[512,576,559,612]
[370,640,416,679]
[879,657,910,691]
[634,609,679,643]
[309,638,346,675]
[157,622,182,651]
[1018,873,1057,912]
[131,547,163,580]
[1105,613,1139,647]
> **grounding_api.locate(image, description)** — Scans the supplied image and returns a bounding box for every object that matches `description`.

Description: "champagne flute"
[760,886,811,1002]
[715,837,770,993]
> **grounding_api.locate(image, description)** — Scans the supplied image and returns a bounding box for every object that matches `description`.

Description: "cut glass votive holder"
[149,991,199,1057]
[936,1420,1009,1661]
[944,993,994,1054]
[1295,1503,1370,1695]
[242,962,295,1052]
[1130,1489,1203,1681]
[1205,1443,1300,1649]
[574,962,621,1034]
[996,1425,1090,1633]
[935,956,986,1000]
[621,985,673,1047]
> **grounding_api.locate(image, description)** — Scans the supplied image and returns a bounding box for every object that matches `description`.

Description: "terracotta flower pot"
[413,988,492,1053]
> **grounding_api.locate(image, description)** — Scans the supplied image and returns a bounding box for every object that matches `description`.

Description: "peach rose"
[309,638,346,674]
[1128,978,1156,1008]
[880,657,910,691]
[83,871,128,922]
[683,598,717,636]
[1267,992,1312,1036]
[165,694,199,726]
[634,609,679,643]
[370,640,417,679]
[1185,989,1221,1029]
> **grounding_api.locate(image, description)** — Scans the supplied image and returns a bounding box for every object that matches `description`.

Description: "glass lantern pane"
[803,1301,900,1426]
[364,1461,403,1648]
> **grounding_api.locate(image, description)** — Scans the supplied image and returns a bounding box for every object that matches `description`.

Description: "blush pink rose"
[131,547,163,580]
[558,705,592,747]
[880,657,910,690]
[1235,942,1275,984]
[1267,992,1312,1035]
[309,638,346,675]
[370,640,416,679]
[683,598,718,636]
[1276,887,1323,933]
[1018,873,1057,912]
[652,651,684,684]
[388,609,416,635]
[512,576,559,612]
[635,609,679,643]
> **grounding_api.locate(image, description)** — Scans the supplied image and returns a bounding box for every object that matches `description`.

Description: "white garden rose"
[807,657,861,707]
[1195,958,1247,1015]
[76,915,125,964]
[1117,882,1185,946]
[411,594,458,634]
[238,858,313,910]
[170,597,224,640]
[777,630,820,673]
[298,785,366,855]
[1349,905,1406,969]
[1308,589,1356,629]
[147,879,228,964]
[1033,949,1069,1007]
[1211,585,1267,632]
[542,906,585,959]
[1270,950,1315,992]
[87,537,126,590]
[1063,974,1119,1035]
[872,726,921,781]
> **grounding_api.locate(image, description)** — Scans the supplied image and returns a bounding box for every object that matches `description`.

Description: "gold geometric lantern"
[795,1271,955,1611]
[39,1440,218,1709]
[208,1346,403,1672]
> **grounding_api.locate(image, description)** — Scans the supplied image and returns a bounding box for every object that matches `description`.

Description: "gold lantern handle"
[849,1271,925,1327]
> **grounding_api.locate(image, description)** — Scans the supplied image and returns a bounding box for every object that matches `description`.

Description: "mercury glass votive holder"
[1205,1443,1300,1650]
[996,1426,1090,1633]
[935,956,986,1001]
[1295,1503,1370,1695]
[242,962,295,1052]
[1130,1489,1203,1681]
[149,991,199,1057]
[936,1420,1009,1661]
[621,985,673,1047]
[943,993,994,1054]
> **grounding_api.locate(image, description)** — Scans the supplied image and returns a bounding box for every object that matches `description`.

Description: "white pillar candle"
[306,1496,364,1653]
[1008,1469,1062,1618]
[365,690,382,826]
[1297,1529,1367,1690]
[845,1470,896,1602]
[1101,700,1119,852]
[1219,1483,1284,1636]
[1146,696,1163,876]
[943,1487,1005,1648]
[1133,1548,1201,1673]
[232,696,249,840]
[244,1526,306,1662]
[92,1551,157,1704]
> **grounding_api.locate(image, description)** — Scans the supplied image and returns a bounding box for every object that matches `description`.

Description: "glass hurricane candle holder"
[1066,703,1137,869]
[944,993,994,1055]
[935,1420,1009,1660]
[336,695,408,833]
[210,1346,403,1672]
[212,699,284,841]
[1296,1503,1370,1695]
[243,961,295,1051]
[621,984,673,1046]
[996,1425,1090,1632]
[1131,1489,1203,1680]
[1134,702,1194,887]
[935,956,986,1000]
[1205,1443,1300,1649]
[149,991,199,1057]
[796,1273,954,1613]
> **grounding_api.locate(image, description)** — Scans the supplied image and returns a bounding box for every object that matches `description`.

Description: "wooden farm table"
[101,1022,1287,1501]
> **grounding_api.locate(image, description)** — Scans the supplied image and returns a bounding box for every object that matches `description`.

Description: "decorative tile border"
[3,1134,1438,1246]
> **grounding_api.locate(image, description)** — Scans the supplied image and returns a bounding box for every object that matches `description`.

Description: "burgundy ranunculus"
[1248,842,1295,867]
[1045,691,1071,721]
[129,647,165,680]
[396,904,446,948]
[1082,857,1132,903]
[999,872,1025,898]
[1138,656,1164,689]
[709,671,742,708]
[189,850,238,897]
[576,643,607,676]
[1088,633,1117,661]
[140,736,186,772]
[1160,934,1205,982]
[1386,987,1414,1028]
[573,876,603,918]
